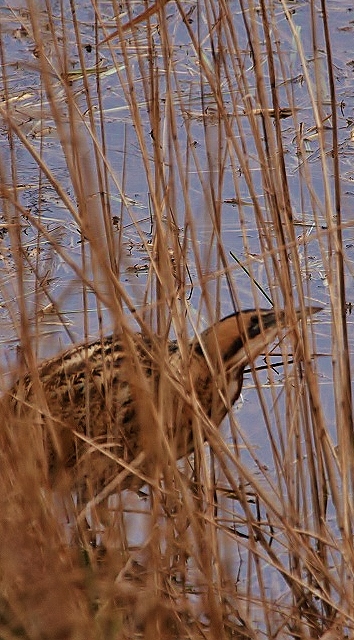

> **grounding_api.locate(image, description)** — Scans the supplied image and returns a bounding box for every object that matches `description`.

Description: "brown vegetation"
[0,1,352,639]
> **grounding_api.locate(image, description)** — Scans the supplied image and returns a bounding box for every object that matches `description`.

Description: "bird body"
[2,307,321,493]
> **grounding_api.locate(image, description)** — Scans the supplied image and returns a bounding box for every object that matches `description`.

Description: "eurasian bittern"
[2,307,321,493]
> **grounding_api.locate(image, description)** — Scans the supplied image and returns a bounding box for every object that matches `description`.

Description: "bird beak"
[295,306,323,321]
[256,306,322,332]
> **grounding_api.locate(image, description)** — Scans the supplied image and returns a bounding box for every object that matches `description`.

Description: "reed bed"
[0,1,353,638]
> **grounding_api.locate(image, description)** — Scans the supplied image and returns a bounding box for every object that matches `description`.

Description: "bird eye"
[248,315,261,338]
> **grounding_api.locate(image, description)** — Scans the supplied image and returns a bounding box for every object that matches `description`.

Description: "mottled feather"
[2,307,321,493]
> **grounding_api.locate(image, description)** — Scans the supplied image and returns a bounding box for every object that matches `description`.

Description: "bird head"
[187,306,322,423]
[200,306,322,373]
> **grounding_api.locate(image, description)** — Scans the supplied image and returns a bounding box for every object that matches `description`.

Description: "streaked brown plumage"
[2,307,321,494]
